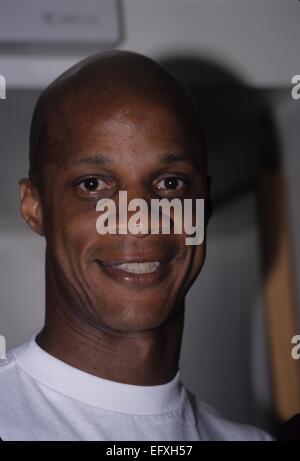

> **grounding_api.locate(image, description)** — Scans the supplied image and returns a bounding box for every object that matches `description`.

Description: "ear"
[19,178,45,236]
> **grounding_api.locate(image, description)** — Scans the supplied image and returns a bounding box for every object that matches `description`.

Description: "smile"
[107,261,161,274]
[97,258,173,287]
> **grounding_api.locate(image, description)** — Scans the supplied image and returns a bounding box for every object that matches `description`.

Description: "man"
[0,50,272,441]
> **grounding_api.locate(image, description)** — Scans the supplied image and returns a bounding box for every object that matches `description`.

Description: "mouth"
[101,260,162,274]
[96,257,174,287]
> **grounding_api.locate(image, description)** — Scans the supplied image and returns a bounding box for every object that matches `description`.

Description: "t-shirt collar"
[12,332,182,415]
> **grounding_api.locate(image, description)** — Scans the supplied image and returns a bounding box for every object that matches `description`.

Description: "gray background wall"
[1,0,300,432]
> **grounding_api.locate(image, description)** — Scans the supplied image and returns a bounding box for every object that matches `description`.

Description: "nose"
[117,191,161,238]
[96,189,175,238]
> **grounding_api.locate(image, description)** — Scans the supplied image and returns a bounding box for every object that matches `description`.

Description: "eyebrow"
[62,152,196,169]
[71,155,113,166]
[159,152,196,166]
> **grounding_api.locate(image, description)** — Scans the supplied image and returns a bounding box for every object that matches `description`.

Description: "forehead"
[44,87,199,166]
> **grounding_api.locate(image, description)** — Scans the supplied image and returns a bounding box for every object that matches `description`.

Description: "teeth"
[113,261,161,274]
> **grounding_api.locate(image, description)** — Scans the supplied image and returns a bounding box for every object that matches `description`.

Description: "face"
[21,88,206,332]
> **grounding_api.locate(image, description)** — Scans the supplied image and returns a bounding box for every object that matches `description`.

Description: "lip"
[100,256,172,265]
[96,257,174,288]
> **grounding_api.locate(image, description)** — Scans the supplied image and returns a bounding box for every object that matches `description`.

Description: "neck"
[37,270,184,386]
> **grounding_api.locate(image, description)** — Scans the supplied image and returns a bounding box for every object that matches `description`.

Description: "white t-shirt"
[0,334,273,441]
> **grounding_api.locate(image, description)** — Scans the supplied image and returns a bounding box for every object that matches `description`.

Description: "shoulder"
[0,342,28,401]
[0,338,34,388]
[0,338,36,404]
[187,392,273,441]
[0,354,18,385]
[0,340,36,440]
[0,354,19,439]
[0,338,29,373]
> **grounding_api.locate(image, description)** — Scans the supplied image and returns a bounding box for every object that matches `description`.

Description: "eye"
[155,177,187,191]
[77,177,108,192]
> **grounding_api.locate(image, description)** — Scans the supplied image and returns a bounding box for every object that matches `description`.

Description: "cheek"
[47,207,100,267]
[173,241,206,297]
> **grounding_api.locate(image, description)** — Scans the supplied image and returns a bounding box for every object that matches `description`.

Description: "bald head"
[29,50,206,187]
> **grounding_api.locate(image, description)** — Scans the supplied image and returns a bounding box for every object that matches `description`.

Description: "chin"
[92,299,176,333]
